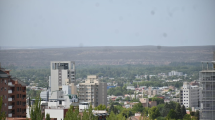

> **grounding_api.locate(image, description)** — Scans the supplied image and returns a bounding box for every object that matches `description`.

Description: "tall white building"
[180,82,199,108]
[50,61,75,92]
[79,75,107,107]
[199,61,215,120]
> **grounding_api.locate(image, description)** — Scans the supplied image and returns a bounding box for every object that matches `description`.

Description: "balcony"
[8,90,12,94]
[8,82,14,87]
[8,98,12,101]
[8,106,12,109]
[8,113,12,117]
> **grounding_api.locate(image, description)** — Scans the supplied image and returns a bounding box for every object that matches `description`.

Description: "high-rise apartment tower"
[0,67,26,118]
[79,75,107,108]
[50,61,75,92]
[199,52,215,120]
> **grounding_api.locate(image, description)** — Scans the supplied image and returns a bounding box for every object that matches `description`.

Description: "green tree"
[195,110,199,120]
[106,111,117,120]
[183,114,191,120]
[181,105,186,117]
[175,103,182,119]
[143,107,149,116]
[94,104,106,110]
[82,109,89,120]
[29,97,31,107]
[156,104,164,115]
[29,97,42,120]
[64,106,81,120]
[45,113,50,120]
[149,106,160,120]
[161,103,171,117]
[82,104,96,120]
[132,102,144,113]
[108,104,115,113]
[122,109,132,118]
[0,96,6,120]
[147,75,150,81]
[117,113,126,120]
[166,109,176,120]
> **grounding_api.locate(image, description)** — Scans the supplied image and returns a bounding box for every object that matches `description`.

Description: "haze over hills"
[0,46,214,68]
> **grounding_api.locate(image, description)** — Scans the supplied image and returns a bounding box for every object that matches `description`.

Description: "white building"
[50,61,75,92]
[45,109,65,120]
[180,82,199,108]
[79,102,90,112]
[126,86,135,90]
[168,71,183,76]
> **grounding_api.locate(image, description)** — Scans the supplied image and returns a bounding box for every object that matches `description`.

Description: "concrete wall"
[61,70,68,86]
[62,85,71,95]
[51,70,58,92]
[45,109,64,120]
[98,82,107,106]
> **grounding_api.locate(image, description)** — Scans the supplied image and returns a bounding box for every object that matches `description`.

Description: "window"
[17,101,19,105]
[17,87,19,91]
[17,94,19,98]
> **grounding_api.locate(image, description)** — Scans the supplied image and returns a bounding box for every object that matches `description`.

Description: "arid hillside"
[0,46,214,68]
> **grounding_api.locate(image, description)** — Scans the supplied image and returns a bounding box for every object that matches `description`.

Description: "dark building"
[0,66,26,118]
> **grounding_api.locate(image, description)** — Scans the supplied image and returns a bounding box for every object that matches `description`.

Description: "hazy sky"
[0,0,215,47]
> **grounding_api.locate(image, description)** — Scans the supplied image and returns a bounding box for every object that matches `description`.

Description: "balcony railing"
[8,90,12,94]
[8,98,12,101]
[8,106,12,109]
[8,113,12,117]
[8,82,14,87]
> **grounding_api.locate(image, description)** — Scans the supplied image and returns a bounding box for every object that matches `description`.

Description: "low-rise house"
[139,98,157,107]
[164,99,170,103]
[168,86,175,90]
[126,86,135,90]
[171,98,180,103]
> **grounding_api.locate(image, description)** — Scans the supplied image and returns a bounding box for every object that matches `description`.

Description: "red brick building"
[0,68,26,118]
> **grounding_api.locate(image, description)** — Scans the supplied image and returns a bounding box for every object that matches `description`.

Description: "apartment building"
[147,87,160,97]
[50,61,75,92]
[168,71,183,76]
[79,75,107,107]
[199,61,215,120]
[179,82,199,108]
[0,68,26,118]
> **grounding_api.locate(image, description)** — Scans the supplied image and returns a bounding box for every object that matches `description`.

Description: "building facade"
[79,75,107,107]
[180,82,199,108]
[168,71,183,76]
[199,61,215,120]
[0,68,26,118]
[50,61,75,92]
